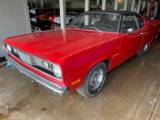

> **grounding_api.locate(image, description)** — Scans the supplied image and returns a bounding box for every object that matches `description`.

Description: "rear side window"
[135,16,144,28]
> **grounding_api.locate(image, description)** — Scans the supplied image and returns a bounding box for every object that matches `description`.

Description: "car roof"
[85,10,139,16]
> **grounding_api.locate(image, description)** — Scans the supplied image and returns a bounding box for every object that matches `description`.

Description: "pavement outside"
[0,39,160,120]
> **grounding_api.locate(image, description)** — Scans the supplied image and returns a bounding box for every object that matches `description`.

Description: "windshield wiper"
[83,26,103,32]
[69,25,79,30]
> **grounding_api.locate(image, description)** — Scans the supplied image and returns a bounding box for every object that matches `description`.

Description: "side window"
[121,15,138,32]
[135,15,144,28]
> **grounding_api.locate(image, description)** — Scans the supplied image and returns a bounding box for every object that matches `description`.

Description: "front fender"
[54,40,119,92]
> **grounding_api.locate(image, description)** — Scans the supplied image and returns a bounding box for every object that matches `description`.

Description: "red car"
[36,12,56,19]
[3,10,158,97]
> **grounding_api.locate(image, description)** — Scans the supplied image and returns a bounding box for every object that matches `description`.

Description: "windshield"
[68,13,121,32]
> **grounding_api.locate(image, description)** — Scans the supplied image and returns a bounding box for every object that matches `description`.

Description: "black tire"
[38,20,51,31]
[137,42,149,56]
[77,62,107,98]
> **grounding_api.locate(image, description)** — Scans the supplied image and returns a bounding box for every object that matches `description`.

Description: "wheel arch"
[103,59,110,70]
[75,58,110,91]
[87,58,110,74]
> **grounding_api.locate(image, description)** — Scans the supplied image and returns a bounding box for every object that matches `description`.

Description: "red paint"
[151,19,160,32]
[3,15,159,92]
[49,16,56,22]
[36,12,58,19]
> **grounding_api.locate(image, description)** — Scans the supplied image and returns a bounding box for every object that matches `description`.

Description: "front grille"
[11,49,54,77]
[18,50,32,65]
[4,43,62,80]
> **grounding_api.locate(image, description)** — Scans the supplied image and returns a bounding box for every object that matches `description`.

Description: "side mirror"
[127,28,134,33]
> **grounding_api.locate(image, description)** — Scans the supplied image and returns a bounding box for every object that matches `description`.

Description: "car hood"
[4,29,117,62]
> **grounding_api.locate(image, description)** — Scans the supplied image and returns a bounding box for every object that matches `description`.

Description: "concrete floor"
[0,39,160,120]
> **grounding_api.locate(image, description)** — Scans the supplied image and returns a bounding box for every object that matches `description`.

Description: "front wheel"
[77,62,107,98]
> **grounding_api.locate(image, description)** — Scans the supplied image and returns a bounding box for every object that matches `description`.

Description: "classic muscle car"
[3,10,159,97]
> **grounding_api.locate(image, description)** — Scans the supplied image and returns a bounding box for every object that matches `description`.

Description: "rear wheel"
[77,62,107,98]
[137,42,149,56]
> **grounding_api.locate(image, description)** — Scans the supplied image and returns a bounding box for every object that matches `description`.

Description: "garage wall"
[69,0,133,11]
[0,0,31,57]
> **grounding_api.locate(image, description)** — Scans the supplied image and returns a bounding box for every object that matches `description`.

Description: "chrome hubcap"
[33,27,41,32]
[144,43,149,52]
[89,68,104,91]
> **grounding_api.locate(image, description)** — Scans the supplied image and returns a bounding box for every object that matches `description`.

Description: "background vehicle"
[48,12,59,22]
[36,12,56,19]
[54,12,78,24]
[31,17,51,32]
[30,8,52,32]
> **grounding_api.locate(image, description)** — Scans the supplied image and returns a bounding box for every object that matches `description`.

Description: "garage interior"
[0,0,160,120]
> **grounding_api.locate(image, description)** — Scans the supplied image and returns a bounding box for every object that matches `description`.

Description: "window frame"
[120,14,140,33]
[134,15,144,29]
[68,12,121,33]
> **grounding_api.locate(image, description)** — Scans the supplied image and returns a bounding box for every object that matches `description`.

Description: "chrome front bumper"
[6,56,68,96]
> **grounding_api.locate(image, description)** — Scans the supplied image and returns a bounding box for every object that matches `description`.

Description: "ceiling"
[27,0,113,4]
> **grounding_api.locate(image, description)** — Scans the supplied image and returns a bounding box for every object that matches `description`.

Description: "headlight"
[42,61,50,69]
[6,44,12,52]
[52,64,62,79]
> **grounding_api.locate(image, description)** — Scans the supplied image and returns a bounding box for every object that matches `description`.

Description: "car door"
[119,14,144,62]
